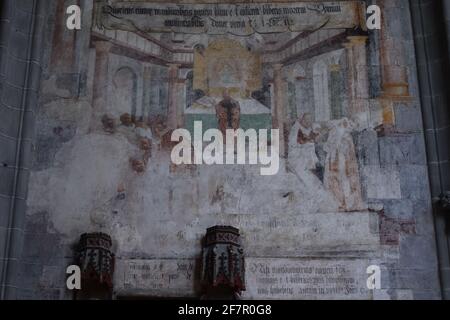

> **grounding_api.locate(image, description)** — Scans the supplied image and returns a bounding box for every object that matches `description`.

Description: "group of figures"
[287,113,366,211]
[212,88,366,212]
[105,82,366,213]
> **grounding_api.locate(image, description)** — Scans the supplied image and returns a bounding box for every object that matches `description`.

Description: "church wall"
[7,0,442,299]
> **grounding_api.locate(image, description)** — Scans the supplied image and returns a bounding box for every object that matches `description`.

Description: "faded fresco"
[23,0,440,299]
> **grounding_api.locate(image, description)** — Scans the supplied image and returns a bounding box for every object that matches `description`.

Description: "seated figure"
[215,89,241,138]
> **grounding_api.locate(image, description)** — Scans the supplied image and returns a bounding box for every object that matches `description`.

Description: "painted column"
[330,63,343,119]
[272,63,286,157]
[379,0,409,97]
[344,36,370,127]
[92,41,112,118]
[176,77,186,128]
[142,64,152,121]
[50,0,78,72]
[167,64,180,129]
[410,0,450,298]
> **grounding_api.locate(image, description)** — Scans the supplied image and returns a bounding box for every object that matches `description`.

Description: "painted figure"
[215,89,241,137]
[288,113,319,171]
[323,118,366,211]
[287,113,339,213]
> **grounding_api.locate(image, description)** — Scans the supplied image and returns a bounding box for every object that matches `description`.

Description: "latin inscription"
[115,258,376,299]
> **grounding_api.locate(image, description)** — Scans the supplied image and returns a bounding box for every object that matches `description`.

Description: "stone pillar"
[272,63,286,157]
[92,41,112,119]
[379,1,409,97]
[410,0,450,299]
[167,64,180,129]
[344,36,370,127]
[0,0,50,300]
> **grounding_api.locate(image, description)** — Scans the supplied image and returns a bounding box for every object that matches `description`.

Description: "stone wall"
[0,0,443,299]
[0,0,50,299]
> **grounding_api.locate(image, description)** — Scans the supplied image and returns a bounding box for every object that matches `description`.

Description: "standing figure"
[323,118,366,211]
[216,89,240,139]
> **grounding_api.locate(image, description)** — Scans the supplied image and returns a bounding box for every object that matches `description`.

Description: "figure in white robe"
[288,113,319,173]
[287,113,338,212]
[323,118,366,211]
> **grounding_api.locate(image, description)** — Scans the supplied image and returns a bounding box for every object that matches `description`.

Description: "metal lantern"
[201,226,245,297]
[77,232,115,290]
